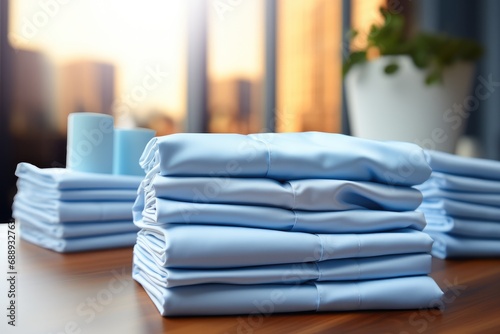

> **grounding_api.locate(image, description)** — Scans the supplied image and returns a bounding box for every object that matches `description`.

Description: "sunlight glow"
[9,0,264,122]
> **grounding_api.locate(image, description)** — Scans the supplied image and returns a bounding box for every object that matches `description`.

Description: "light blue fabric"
[144,176,423,211]
[424,214,500,239]
[418,153,500,258]
[140,132,431,186]
[132,268,443,316]
[15,162,143,190]
[139,197,426,233]
[20,226,137,252]
[133,243,432,287]
[134,222,433,269]
[419,198,500,221]
[418,188,500,207]
[13,162,142,252]
[427,232,500,259]
[418,171,500,193]
[426,150,500,180]
[17,214,138,238]
[13,193,134,223]
[17,179,138,201]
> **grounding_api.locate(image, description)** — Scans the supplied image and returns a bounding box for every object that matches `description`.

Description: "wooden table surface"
[2,236,500,334]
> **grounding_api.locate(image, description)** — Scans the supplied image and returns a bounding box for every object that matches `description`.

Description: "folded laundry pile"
[11,112,156,252]
[418,150,500,259]
[12,163,142,252]
[133,132,443,316]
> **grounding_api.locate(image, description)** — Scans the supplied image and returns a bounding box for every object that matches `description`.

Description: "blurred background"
[1,0,500,221]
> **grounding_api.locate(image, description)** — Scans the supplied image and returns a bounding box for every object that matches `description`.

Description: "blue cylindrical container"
[113,128,156,176]
[66,112,114,174]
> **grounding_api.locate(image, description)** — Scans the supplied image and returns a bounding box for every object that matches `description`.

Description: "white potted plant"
[344,8,483,153]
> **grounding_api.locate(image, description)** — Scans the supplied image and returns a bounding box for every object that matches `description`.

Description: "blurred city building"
[57,61,115,134]
[140,110,179,137]
[1,46,63,220]
[276,0,342,133]
[10,48,58,167]
[11,49,55,133]
[208,78,263,134]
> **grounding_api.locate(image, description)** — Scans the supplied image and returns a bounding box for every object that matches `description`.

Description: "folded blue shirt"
[20,227,137,252]
[419,171,500,193]
[134,222,433,269]
[15,162,142,189]
[13,193,134,223]
[133,268,443,316]
[419,198,500,221]
[427,232,500,259]
[16,213,138,238]
[138,197,426,233]
[17,179,138,201]
[418,188,500,207]
[144,176,423,211]
[140,132,431,186]
[426,150,500,180]
[133,243,431,287]
[424,214,500,239]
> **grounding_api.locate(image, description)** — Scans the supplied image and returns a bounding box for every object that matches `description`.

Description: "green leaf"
[342,6,483,84]
[384,63,399,74]
[425,71,441,85]
[342,51,367,77]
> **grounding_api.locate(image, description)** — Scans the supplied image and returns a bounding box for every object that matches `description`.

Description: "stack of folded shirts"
[133,132,444,316]
[12,163,142,252]
[418,150,500,259]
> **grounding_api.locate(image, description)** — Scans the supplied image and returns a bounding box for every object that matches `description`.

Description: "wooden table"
[2,237,500,333]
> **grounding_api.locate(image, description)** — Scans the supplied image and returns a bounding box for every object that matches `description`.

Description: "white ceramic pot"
[345,56,475,153]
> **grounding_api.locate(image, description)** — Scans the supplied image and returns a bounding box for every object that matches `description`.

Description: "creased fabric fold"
[420,150,500,258]
[15,162,143,189]
[133,243,432,287]
[140,132,431,186]
[17,179,138,201]
[14,193,134,223]
[426,150,500,181]
[146,176,423,211]
[142,198,426,233]
[418,171,500,193]
[135,223,433,269]
[21,228,138,253]
[133,266,443,316]
[427,232,500,259]
[424,214,500,239]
